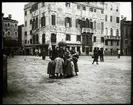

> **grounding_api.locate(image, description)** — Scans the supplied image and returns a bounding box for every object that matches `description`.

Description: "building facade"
[120,17,132,56]
[18,24,25,48]
[2,14,19,54]
[104,2,121,55]
[24,2,120,55]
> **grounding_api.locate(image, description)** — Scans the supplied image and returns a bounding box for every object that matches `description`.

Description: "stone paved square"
[2,56,131,104]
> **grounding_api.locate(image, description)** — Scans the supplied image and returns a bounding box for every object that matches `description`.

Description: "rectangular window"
[110,16,112,22]
[125,39,128,44]
[94,9,96,12]
[105,15,107,21]
[66,34,71,41]
[116,17,119,23]
[65,17,72,27]
[105,40,108,45]
[77,35,81,41]
[90,22,93,29]
[51,33,56,43]
[52,15,56,25]
[25,31,27,36]
[41,16,45,27]
[117,40,119,46]
[90,8,93,12]
[94,36,96,42]
[83,6,86,10]
[101,37,104,43]
[30,39,32,44]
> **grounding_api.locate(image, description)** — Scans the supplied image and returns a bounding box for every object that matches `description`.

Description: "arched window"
[42,34,45,44]
[111,28,113,36]
[94,21,96,29]
[51,14,56,25]
[116,29,119,36]
[36,34,39,44]
[94,36,96,42]
[86,18,89,28]
[51,33,56,43]
[106,28,108,35]
[90,19,93,29]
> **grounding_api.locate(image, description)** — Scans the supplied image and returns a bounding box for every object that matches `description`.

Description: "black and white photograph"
[2,2,131,104]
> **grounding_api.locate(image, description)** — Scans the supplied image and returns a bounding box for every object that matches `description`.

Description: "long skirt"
[55,58,64,74]
[47,60,55,75]
[64,59,74,76]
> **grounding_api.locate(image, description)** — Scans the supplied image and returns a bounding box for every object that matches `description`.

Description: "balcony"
[81,28,94,34]
[104,36,121,40]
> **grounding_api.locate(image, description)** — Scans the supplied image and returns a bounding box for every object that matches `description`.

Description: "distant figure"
[11,48,14,57]
[92,48,99,65]
[42,49,46,60]
[118,49,121,58]
[35,49,38,56]
[99,48,104,62]
[39,49,41,56]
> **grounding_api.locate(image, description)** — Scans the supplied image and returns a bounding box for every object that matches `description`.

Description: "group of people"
[47,46,79,79]
[92,47,104,65]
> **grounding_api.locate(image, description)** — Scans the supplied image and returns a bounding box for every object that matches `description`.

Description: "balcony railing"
[104,36,121,40]
[81,28,94,33]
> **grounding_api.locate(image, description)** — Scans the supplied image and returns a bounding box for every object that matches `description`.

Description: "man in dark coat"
[92,48,99,65]
[100,48,104,62]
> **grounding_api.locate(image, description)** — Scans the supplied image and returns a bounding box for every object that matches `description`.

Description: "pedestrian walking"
[92,48,99,65]
[118,49,121,58]
[35,49,38,56]
[39,48,41,56]
[100,48,104,62]
[55,54,64,78]
[42,49,46,60]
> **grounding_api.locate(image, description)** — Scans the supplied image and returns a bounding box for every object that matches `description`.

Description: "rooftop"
[3,17,18,23]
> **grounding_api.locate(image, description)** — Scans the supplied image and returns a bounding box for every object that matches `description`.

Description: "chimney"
[8,14,12,19]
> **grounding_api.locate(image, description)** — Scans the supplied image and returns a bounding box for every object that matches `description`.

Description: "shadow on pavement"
[3,85,26,97]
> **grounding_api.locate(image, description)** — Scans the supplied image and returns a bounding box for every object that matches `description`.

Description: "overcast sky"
[2,2,132,25]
